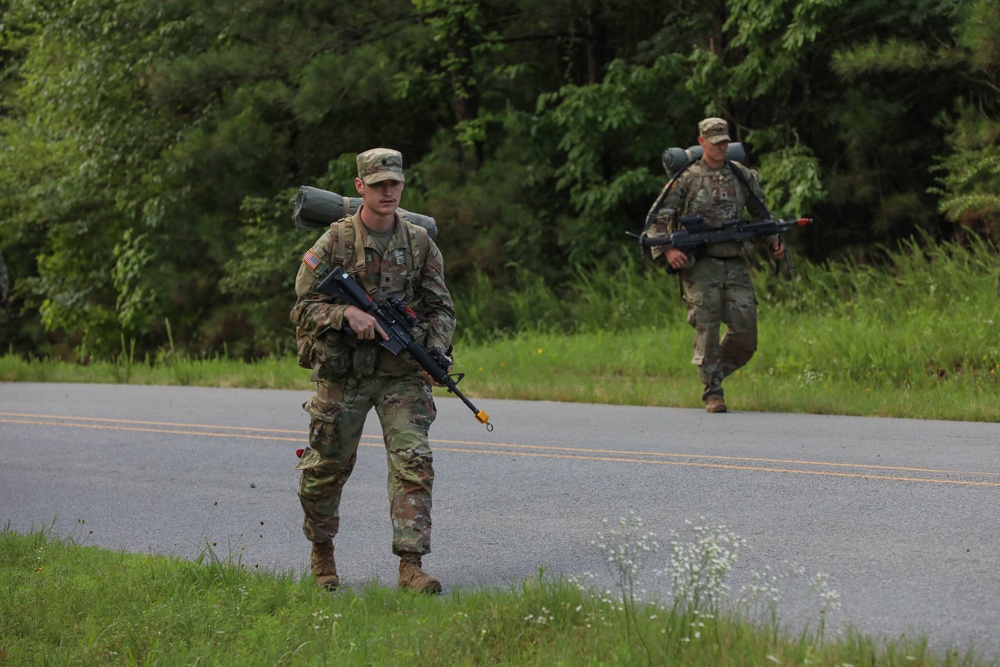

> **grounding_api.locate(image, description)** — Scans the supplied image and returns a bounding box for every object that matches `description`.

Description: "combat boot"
[398,552,442,594]
[705,395,727,413]
[310,540,339,590]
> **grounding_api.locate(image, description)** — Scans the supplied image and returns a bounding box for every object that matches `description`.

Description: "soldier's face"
[356,178,404,216]
[700,137,729,168]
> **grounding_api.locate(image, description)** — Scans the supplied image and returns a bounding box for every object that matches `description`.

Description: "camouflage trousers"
[296,372,437,555]
[681,256,758,401]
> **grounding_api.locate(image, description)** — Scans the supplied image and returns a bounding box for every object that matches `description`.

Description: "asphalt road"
[2,382,999,659]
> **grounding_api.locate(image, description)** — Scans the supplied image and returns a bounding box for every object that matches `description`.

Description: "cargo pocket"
[352,345,378,377]
[314,331,352,380]
[297,398,344,480]
[683,293,706,366]
[683,292,703,327]
[303,395,343,449]
[295,327,315,370]
[295,447,323,471]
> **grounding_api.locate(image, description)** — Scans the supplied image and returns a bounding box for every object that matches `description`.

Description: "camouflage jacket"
[290,210,456,380]
[647,159,776,260]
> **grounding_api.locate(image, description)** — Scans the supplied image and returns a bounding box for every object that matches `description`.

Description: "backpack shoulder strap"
[331,218,349,266]
[399,219,430,299]
[329,216,369,276]
[404,220,430,269]
[643,160,698,233]
[727,160,772,219]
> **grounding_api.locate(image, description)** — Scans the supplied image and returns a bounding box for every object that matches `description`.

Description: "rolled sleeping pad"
[661,142,746,178]
[293,185,438,240]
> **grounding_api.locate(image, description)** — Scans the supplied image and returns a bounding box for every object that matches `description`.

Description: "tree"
[930,0,1000,238]
[0,0,996,359]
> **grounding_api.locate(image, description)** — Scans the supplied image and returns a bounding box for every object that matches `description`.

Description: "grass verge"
[1,524,990,667]
[2,325,996,422]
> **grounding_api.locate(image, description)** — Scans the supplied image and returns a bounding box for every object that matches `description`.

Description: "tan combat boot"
[310,540,339,590]
[398,552,442,594]
[705,395,728,413]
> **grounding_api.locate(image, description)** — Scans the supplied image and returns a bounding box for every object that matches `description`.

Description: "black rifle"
[628,215,813,275]
[314,267,492,430]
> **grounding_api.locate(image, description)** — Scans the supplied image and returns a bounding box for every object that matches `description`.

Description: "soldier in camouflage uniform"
[646,118,785,413]
[290,148,456,593]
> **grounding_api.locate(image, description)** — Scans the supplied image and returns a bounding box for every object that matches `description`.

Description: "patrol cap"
[698,117,731,144]
[357,148,406,185]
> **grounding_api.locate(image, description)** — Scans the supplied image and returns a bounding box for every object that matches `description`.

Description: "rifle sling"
[726,160,773,220]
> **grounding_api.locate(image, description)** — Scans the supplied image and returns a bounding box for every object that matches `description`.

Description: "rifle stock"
[314,267,493,430]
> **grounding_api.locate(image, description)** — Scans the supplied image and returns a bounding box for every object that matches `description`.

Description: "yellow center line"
[434,446,1000,488]
[429,437,1000,478]
[0,411,301,435]
[0,417,305,443]
[3,412,998,487]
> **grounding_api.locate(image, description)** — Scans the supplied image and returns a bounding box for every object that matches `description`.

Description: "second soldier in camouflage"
[645,118,785,413]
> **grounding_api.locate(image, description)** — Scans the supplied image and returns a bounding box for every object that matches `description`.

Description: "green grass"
[0,352,306,390]
[1,524,990,667]
[2,324,995,421]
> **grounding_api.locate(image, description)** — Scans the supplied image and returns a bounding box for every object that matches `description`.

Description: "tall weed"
[458,234,1000,391]
[583,514,847,667]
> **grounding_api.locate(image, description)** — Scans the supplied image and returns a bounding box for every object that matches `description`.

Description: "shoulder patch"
[302,249,321,271]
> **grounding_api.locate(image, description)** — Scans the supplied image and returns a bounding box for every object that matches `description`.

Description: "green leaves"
[755,145,826,220]
[1,0,998,360]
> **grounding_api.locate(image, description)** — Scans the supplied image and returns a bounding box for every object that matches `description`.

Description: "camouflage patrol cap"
[357,148,406,185]
[698,117,731,144]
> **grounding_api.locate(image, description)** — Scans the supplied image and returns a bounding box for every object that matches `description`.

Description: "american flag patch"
[302,249,321,271]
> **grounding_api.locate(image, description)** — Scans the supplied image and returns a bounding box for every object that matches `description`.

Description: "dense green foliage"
[0,0,998,360]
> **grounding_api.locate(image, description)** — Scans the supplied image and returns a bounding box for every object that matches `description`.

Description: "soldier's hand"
[665,247,688,271]
[344,305,388,341]
[422,371,446,387]
[422,365,451,387]
[771,240,786,260]
[423,347,453,387]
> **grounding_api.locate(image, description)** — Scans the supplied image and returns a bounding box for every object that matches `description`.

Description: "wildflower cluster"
[657,518,747,613]
[523,607,556,625]
[593,511,660,602]
[798,369,825,386]
[310,610,342,632]
[591,513,841,633]
[736,562,841,628]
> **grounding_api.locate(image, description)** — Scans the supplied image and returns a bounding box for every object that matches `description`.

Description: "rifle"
[628,215,813,275]
[314,266,493,431]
